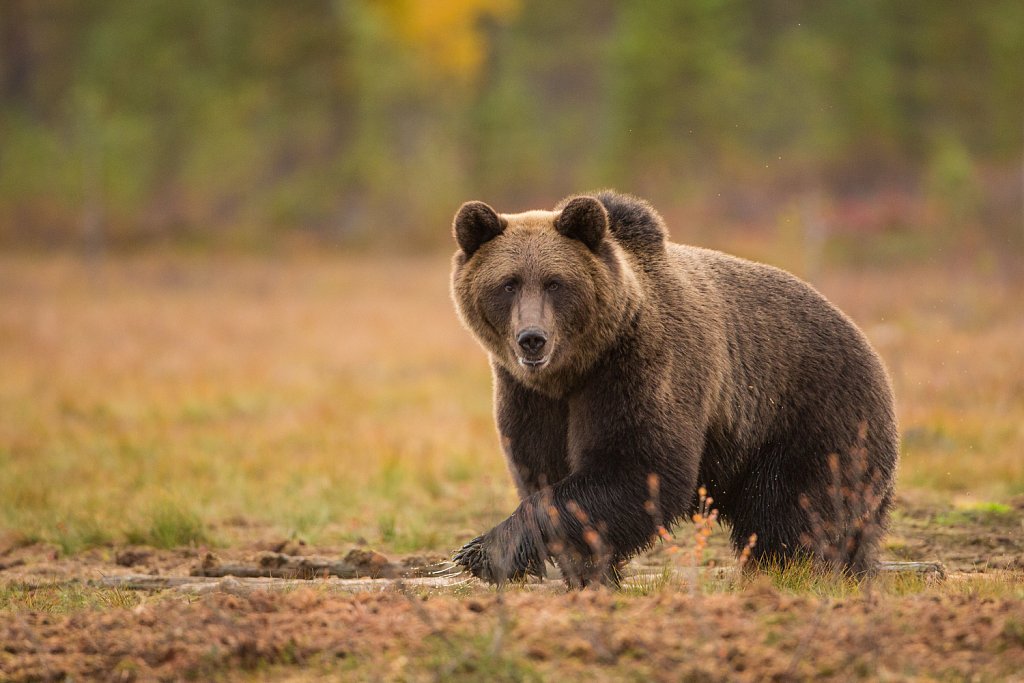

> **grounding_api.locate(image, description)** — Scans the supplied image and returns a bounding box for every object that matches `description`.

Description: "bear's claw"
[453,532,544,585]
[452,535,490,580]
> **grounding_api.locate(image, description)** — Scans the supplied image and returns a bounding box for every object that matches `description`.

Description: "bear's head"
[450,195,642,395]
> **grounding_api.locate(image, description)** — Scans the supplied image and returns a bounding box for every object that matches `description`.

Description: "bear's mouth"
[518,355,550,370]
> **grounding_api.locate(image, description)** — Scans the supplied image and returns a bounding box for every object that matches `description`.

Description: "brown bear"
[449,191,898,587]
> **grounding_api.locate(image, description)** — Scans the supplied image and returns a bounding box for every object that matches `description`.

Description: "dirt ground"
[2,497,1022,682]
[5,579,1024,682]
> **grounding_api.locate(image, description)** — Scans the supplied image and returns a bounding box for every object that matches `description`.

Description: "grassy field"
[1,251,1022,680]
[0,254,513,554]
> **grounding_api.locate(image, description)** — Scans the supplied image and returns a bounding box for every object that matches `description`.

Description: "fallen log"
[190,549,434,579]
[94,574,476,594]
[93,561,949,595]
[876,561,947,580]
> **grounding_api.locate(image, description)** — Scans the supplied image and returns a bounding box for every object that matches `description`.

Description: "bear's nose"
[517,329,547,355]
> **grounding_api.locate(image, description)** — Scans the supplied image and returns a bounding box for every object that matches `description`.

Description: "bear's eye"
[503,280,518,293]
[545,281,560,292]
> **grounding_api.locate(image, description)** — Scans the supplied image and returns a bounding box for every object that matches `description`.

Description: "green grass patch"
[376,511,445,553]
[934,502,1014,527]
[54,518,115,556]
[125,501,211,549]
[754,556,862,599]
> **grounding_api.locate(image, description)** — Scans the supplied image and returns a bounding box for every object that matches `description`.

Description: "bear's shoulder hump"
[593,191,668,256]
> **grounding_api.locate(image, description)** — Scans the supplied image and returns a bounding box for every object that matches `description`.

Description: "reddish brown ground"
[4,581,1024,682]
[2,499,1023,682]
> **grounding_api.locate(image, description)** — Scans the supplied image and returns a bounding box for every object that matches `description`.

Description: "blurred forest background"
[1,0,1022,264]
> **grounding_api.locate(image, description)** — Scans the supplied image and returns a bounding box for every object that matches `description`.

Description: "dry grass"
[0,253,510,554]
[1,251,1022,681]
[0,251,1021,558]
[0,583,141,614]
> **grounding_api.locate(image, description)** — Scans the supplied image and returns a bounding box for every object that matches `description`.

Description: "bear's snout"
[516,328,548,358]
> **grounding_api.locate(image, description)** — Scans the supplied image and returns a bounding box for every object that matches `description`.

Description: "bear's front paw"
[452,535,489,578]
[452,528,544,585]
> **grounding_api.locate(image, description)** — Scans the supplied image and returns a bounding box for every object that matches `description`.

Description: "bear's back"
[660,241,894,446]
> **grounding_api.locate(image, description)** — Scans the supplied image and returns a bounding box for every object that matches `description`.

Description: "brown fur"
[450,191,899,587]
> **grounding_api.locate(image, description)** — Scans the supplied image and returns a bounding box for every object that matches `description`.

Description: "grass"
[621,567,681,597]
[0,253,513,554]
[933,501,1014,526]
[0,251,1021,559]
[946,571,1024,599]
[618,557,947,601]
[125,501,210,549]
[0,249,1020,681]
[423,631,544,683]
[0,583,140,613]
[753,557,863,599]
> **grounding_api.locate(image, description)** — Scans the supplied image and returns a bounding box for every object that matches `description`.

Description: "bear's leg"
[726,440,895,575]
[494,366,571,497]
[454,468,692,587]
[840,485,894,574]
[457,366,702,587]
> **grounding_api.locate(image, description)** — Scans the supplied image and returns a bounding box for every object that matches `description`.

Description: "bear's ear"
[453,201,505,257]
[555,196,608,252]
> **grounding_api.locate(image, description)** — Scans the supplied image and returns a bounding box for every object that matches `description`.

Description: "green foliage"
[926,132,982,229]
[0,0,1020,248]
